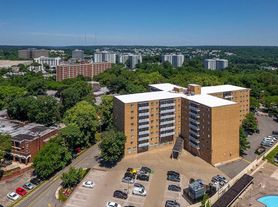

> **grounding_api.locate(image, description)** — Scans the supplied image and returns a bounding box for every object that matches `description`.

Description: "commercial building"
[56,62,112,81]
[72,49,84,60]
[34,56,61,69]
[94,51,116,63]
[204,58,228,70]
[0,116,58,164]
[114,83,250,165]
[18,48,49,59]
[161,54,184,67]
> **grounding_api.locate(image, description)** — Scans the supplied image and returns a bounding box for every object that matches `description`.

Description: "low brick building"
[0,116,58,164]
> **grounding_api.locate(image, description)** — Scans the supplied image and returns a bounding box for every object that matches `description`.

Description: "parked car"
[165,200,180,207]
[132,186,147,196]
[7,192,20,201]
[16,187,27,196]
[126,168,137,175]
[30,178,41,185]
[106,202,121,207]
[137,174,149,181]
[167,174,180,182]
[122,176,135,184]
[124,172,136,179]
[211,175,227,184]
[138,166,151,175]
[255,146,266,155]
[274,153,278,163]
[168,184,181,192]
[82,180,95,188]
[167,171,180,177]
[23,182,34,190]
[134,183,145,190]
[0,159,12,167]
[113,190,128,199]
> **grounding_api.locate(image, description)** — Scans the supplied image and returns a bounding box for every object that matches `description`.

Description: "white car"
[82,180,95,188]
[106,202,121,207]
[132,186,147,196]
[7,192,20,201]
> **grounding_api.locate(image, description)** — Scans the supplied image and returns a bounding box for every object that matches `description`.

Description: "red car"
[16,187,27,196]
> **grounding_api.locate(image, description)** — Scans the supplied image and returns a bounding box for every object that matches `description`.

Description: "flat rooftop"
[115,91,182,103]
[183,94,236,107]
[149,83,186,92]
[201,85,247,95]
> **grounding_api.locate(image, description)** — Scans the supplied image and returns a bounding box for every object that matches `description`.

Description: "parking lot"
[65,146,227,207]
[0,168,34,207]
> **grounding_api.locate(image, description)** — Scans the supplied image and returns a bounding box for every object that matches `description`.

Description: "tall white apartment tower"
[172,54,184,67]
[216,59,228,69]
[204,59,217,70]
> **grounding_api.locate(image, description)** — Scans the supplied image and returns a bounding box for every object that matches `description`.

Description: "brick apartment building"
[0,116,58,164]
[56,62,112,81]
[114,83,250,165]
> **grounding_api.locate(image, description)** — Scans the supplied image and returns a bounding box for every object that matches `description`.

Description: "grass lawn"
[265,145,278,166]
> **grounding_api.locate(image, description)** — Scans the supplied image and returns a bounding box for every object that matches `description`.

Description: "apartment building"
[56,62,112,81]
[114,92,182,155]
[114,83,249,165]
[34,56,61,68]
[204,58,229,70]
[161,54,184,67]
[94,51,116,63]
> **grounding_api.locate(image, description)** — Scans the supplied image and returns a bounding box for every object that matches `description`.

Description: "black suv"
[30,177,41,185]
[124,172,136,179]
[113,190,128,199]
[167,174,180,182]
[139,166,151,174]
[167,171,180,177]
[168,184,181,192]
[137,174,149,181]
[165,200,180,207]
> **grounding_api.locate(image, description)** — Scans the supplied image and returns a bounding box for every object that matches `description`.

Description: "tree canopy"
[0,133,12,161]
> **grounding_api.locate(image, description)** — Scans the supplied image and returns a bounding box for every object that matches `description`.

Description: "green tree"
[98,96,114,130]
[27,79,47,96]
[250,97,260,111]
[33,141,72,179]
[61,167,83,188]
[242,113,258,133]
[201,193,211,207]
[99,130,126,163]
[0,133,12,161]
[59,124,83,151]
[239,126,250,155]
[64,101,98,144]
[0,86,26,109]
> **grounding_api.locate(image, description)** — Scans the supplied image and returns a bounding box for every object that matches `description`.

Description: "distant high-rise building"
[94,51,116,63]
[172,54,184,67]
[18,48,49,59]
[116,54,130,65]
[128,54,142,69]
[161,54,184,67]
[72,49,84,60]
[204,58,228,70]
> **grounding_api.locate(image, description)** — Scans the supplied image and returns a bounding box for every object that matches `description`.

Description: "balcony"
[189,135,200,144]
[138,112,149,117]
[160,114,175,119]
[189,106,200,113]
[138,106,149,111]
[160,131,175,137]
[138,118,149,123]
[189,124,200,131]
[189,118,200,125]
[138,142,149,148]
[160,126,175,132]
[189,141,200,149]
[189,111,200,118]
[160,120,175,125]
[160,109,175,114]
[138,131,150,136]
[138,136,149,142]
[160,103,175,108]
[138,124,149,129]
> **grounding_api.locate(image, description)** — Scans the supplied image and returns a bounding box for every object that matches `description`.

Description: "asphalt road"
[15,144,100,207]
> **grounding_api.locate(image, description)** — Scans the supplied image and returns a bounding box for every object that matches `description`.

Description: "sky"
[0,0,278,46]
